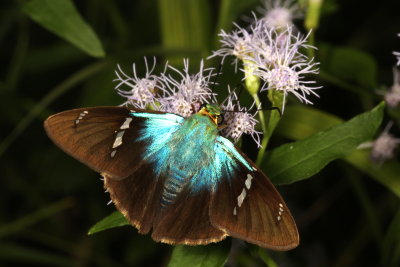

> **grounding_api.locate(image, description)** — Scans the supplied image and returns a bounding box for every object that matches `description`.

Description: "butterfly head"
[198,103,224,126]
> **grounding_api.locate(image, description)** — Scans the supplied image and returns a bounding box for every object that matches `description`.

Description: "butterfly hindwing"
[104,165,166,234]
[210,137,299,250]
[151,179,226,245]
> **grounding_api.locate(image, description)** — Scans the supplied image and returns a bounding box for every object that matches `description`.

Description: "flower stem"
[255,89,284,166]
[252,93,268,165]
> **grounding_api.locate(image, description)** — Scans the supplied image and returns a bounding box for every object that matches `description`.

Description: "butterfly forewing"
[44,107,156,179]
[210,138,299,250]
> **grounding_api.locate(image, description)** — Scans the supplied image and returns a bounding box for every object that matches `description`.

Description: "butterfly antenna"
[220,82,246,107]
[211,61,223,93]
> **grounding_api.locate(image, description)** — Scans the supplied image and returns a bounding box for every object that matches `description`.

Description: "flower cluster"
[114,0,318,146]
[114,59,259,143]
[210,16,320,110]
[114,57,160,109]
[221,89,261,146]
[157,59,216,117]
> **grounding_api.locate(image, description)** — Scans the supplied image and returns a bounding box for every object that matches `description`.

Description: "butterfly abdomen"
[155,114,220,207]
[161,166,187,207]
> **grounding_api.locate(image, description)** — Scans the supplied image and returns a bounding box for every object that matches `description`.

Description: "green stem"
[305,0,323,31]
[255,89,284,166]
[252,93,268,166]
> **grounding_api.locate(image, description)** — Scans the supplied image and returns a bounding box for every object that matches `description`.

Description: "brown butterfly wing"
[151,185,226,245]
[44,106,161,180]
[210,139,299,250]
[103,165,166,234]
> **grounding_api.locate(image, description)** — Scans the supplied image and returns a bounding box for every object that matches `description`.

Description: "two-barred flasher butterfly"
[44,104,299,250]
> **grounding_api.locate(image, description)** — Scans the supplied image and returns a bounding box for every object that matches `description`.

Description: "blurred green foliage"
[1,0,400,266]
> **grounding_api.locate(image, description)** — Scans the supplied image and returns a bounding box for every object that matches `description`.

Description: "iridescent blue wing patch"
[44,107,181,180]
[210,136,299,250]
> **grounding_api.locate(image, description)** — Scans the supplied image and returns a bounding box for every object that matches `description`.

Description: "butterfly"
[44,103,299,250]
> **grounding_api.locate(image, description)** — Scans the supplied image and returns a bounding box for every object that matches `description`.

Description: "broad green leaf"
[275,104,400,197]
[321,45,377,88]
[23,0,105,58]
[263,102,384,185]
[88,211,129,235]
[275,105,342,140]
[167,241,230,267]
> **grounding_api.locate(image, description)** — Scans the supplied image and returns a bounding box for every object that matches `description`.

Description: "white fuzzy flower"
[208,24,256,70]
[371,122,400,163]
[114,58,159,109]
[221,90,261,146]
[249,24,320,109]
[385,68,400,108]
[257,0,303,29]
[158,59,216,117]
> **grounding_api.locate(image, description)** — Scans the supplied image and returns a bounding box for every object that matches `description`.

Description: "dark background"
[1,0,400,266]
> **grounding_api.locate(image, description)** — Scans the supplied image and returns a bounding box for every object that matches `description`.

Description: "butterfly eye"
[217,114,224,125]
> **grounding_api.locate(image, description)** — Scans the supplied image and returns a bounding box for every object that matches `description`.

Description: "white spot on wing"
[233,207,237,216]
[252,167,257,171]
[74,110,89,125]
[110,150,116,158]
[112,131,125,148]
[277,204,284,222]
[245,174,253,190]
[237,189,247,207]
[120,117,132,129]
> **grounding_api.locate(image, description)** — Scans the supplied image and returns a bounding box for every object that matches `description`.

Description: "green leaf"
[167,241,230,267]
[275,105,342,140]
[263,102,384,185]
[88,211,129,235]
[23,0,105,58]
[321,45,377,88]
[275,105,400,197]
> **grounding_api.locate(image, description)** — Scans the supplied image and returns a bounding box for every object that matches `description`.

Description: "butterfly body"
[44,105,299,250]
[137,112,220,196]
